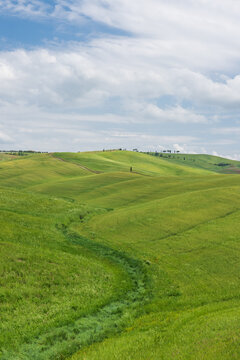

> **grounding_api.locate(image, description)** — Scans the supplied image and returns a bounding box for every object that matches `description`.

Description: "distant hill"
[146,152,240,174]
[53,150,212,176]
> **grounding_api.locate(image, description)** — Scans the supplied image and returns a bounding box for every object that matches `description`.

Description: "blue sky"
[0,0,240,158]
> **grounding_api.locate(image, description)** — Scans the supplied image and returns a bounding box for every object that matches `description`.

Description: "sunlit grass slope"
[148,152,240,174]
[71,182,240,360]
[32,171,240,208]
[1,150,240,359]
[0,189,132,358]
[0,154,88,188]
[53,150,212,176]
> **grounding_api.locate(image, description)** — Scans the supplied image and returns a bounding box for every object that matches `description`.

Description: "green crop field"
[1,150,240,359]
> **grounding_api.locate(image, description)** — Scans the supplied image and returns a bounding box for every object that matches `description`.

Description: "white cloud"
[173,144,186,153]
[212,150,240,161]
[0,0,50,17]
[1,1,240,153]
[0,130,13,143]
[1,43,240,117]
[107,131,196,144]
[227,154,240,161]
[143,104,208,123]
[1,0,240,72]
[212,127,240,135]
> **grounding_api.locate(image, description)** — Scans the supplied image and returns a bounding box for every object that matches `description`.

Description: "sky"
[0,1,240,157]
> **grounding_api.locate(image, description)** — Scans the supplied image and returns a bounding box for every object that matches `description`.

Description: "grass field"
[1,150,240,359]
[147,152,240,174]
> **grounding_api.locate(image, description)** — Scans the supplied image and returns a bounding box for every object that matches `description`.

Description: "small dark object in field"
[216,163,230,167]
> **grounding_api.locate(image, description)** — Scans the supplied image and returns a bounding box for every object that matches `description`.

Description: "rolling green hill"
[0,154,88,189]
[1,150,240,359]
[147,152,240,174]
[53,150,212,176]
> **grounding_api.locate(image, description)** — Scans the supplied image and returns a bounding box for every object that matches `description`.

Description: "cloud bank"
[0,0,240,154]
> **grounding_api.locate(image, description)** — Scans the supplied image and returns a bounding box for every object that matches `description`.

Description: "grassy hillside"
[1,150,240,359]
[0,153,20,162]
[0,189,134,358]
[32,172,240,208]
[147,152,240,174]
[0,154,88,189]
[53,151,212,176]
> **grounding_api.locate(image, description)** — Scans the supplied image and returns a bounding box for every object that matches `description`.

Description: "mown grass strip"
[1,225,151,360]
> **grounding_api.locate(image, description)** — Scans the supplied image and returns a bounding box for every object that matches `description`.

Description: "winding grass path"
[2,225,151,360]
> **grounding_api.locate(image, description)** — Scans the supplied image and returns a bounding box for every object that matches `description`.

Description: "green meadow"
[0,150,240,359]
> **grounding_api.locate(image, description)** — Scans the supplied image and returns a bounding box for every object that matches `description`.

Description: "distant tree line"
[145,151,181,159]
[145,152,197,162]
[0,150,49,156]
[102,148,126,152]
